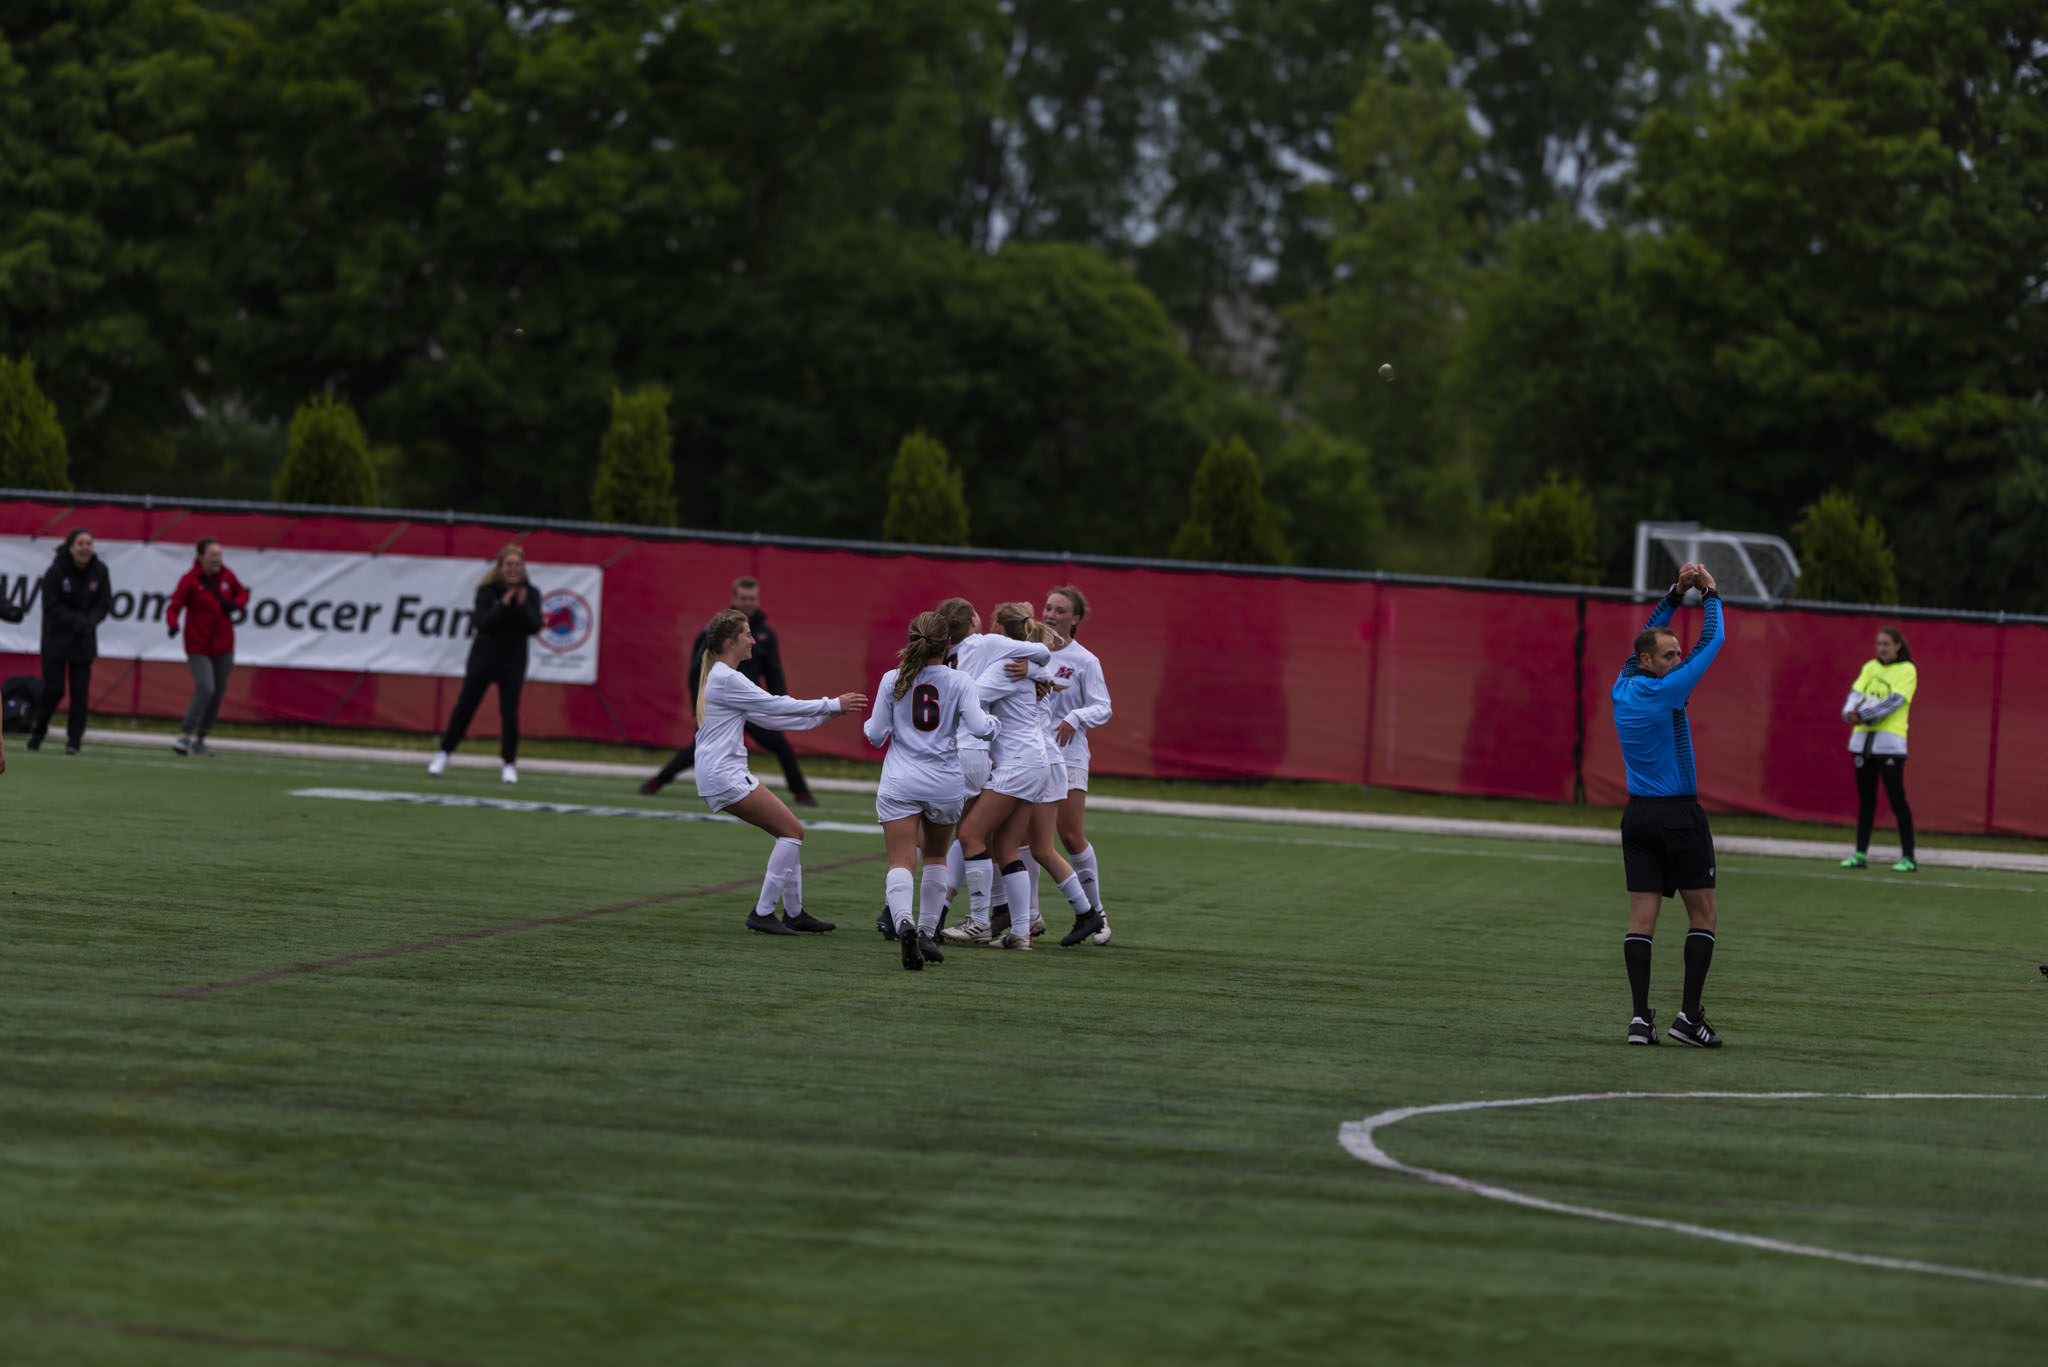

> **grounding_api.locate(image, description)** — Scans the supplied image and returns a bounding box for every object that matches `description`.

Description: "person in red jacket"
[165,537,251,756]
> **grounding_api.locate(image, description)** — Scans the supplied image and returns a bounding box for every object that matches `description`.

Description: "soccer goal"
[1632,521,1801,603]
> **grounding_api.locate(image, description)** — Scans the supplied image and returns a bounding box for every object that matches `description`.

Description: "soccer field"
[4,745,2044,1366]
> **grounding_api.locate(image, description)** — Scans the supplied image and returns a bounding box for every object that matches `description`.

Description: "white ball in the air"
[1378,363,1394,381]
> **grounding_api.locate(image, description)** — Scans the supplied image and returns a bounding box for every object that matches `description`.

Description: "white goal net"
[1633,522,1801,603]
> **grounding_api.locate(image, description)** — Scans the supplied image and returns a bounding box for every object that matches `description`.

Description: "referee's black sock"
[1681,930,1715,1018]
[1623,934,1653,1019]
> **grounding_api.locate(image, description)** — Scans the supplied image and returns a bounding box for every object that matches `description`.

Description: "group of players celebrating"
[686,586,1112,970]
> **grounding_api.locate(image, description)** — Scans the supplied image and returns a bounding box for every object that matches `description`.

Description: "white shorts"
[1060,754,1089,793]
[987,759,1067,806]
[959,748,991,796]
[700,772,759,813]
[876,793,965,826]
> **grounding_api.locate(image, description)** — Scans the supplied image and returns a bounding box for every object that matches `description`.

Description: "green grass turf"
[3,744,2044,1365]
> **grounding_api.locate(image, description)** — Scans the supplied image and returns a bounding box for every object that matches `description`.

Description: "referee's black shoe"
[1667,1011,1724,1048]
[876,907,897,940]
[917,932,945,965]
[1627,1010,1659,1046]
[782,910,836,933]
[746,910,799,936]
[1060,910,1106,947]
[898,919,923,971]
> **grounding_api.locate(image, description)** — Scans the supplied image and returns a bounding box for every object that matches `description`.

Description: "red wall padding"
[5,500,2041,837]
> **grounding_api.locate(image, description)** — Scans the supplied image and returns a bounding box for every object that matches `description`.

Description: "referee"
[1612,562,1727,1048]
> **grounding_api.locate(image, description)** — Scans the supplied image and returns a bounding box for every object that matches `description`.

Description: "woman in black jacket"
[30,528,113,754]
[425,545,545,784]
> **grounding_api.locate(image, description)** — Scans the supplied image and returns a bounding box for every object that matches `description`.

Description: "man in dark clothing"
[640,576,817,804]
[31,529,113,755]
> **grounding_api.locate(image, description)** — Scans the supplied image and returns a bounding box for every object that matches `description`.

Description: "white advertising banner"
[0,538,603,683]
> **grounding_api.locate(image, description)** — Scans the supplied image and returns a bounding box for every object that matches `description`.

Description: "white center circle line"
[1339,1090,2048,1290]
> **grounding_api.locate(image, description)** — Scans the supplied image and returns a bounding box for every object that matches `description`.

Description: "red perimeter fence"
[4,496,2043,839]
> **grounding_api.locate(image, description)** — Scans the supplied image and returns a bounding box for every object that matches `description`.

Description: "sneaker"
[940,922,990,946]
[64,743,79,756]
[1839,851,1867,869]
[638,777,664,796]
[993,931,1033,950]
[1667,1011,1724,1049]
[876,908,898,941]
[1030,916,1048,938]
[898,919,923,970]
[781,910,836,933]
[1891,857,1918,873]
[501,763,518,785]
[427,750,449,777]
[171,736,192,756]
[917,932,945,965]
[746,910,800,936]
[192,741,214,757]
[24,736,41,753]
[1627,1009,1659,1046]
[1091,910,1112,946]
[791,792,820,808]
[1060,910,1106,947]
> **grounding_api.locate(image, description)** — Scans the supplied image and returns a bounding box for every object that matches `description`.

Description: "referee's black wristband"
[1701,588,1721,601]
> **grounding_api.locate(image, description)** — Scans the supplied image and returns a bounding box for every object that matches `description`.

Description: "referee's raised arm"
[1610,563,1728,1051]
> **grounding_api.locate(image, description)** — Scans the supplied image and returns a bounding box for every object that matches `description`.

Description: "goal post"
[1633,522,1801,603]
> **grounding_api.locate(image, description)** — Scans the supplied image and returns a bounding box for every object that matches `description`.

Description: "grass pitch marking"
[1340,1091,2048,1290]
[291,787,878,836]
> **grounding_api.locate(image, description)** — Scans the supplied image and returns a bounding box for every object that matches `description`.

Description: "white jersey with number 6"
[865,666,998,806]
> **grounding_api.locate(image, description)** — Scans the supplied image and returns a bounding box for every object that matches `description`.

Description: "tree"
[0,355,71,490]
[882,430,968,545]
[275,395,378,507]
[1793,490,1898,605]
[1262,425,1381,570]
[1632,0,2048,607]
[1483,474,1600,585]
[1169,435,1288,565]
[590,386,679,527]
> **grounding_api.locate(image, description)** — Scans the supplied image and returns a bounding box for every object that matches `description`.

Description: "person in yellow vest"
[1839,625,1916,872]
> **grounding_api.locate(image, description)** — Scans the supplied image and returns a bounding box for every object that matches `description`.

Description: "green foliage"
[1262,426,1381,570]
[275,395,379,507]
[591,387,679,528]
[882,430,968,546]
[1794,490,1899,605]
[1483,474,1601,586]
[1169,436,1288,565]
[0,354,70,490]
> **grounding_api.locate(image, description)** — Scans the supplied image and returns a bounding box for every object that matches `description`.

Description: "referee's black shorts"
[1620,795,1717,897]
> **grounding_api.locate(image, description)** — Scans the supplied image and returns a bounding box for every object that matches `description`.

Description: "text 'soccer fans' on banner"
[0,538,604,683]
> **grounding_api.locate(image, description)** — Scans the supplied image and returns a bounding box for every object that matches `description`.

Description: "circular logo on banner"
[539,589,593,653]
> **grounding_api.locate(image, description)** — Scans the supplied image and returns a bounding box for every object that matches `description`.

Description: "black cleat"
[791,792,820,808]
[1060,910,1106,947]
[1667,1010,1724,1048]
[1627,1010,1659,1046]
[746,910,800,936]
[917,932,945,965]
[898,919,923,970]
[638,777,664,796]
[782,910,836,933]
[876,907,898,941]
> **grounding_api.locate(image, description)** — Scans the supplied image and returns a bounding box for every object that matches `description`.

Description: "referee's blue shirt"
[1612,593,1726,797]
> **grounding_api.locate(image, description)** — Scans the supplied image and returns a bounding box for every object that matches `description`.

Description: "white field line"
[1339,1091,2048,1290]
[289,788,877,837]
[91,730,2048,876]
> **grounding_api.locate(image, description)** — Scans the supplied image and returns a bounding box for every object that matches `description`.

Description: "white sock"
[1056,873,1090,918]
[917,865,948,935]
[966,856,994,928]
[1069,844,1101,911]
[1001,867,1035,938]
[1020,845,1041,922]
[885,867,914,932]
[944,841,966,898]
[762,836,803,917]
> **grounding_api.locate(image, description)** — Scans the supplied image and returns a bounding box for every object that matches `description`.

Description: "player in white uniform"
[690,609,866,936]
[864,611,1000,970]
[1041,585,1113,945]
[941,604,1096,949]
